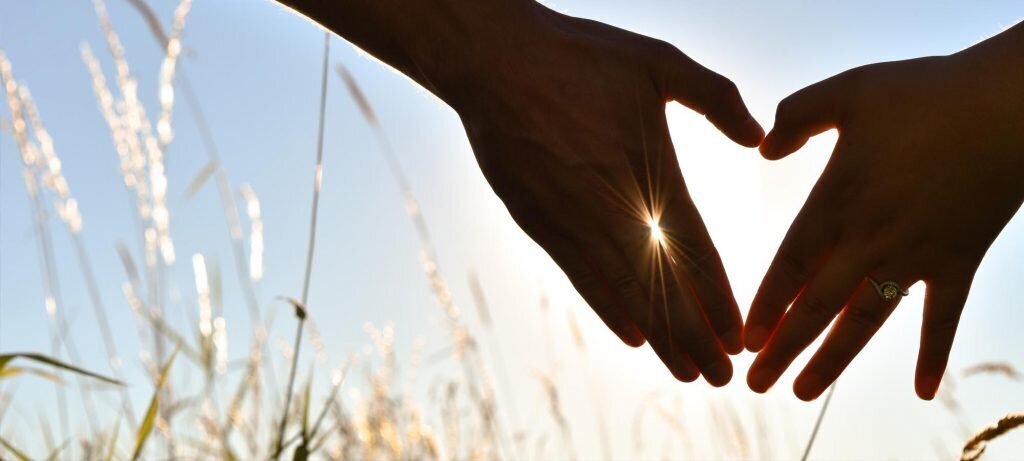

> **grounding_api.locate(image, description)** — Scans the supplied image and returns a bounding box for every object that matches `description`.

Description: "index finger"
[745,202,836,352]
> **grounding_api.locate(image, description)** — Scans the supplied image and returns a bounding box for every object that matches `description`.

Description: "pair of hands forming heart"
[283,0,1024,400]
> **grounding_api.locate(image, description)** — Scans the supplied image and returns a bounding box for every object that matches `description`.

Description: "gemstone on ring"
[869,278,908,301]
[881,284,900,300]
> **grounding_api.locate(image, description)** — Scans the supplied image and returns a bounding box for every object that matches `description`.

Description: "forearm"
[277,0,546,105]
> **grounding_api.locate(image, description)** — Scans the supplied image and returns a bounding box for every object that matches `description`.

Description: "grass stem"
[801,382,836,461]
[273,31,331,460]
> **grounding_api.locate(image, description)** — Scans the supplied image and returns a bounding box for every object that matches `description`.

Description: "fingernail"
[794,374,823,401]
[745,325,769,352]
[705,361,732,387]
[748,367,776,393]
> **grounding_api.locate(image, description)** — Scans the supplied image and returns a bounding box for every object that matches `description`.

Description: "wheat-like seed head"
[961,412,1024,461]
[156,0,192,146]
[240,183,265,282]
[963,362,1021,380]
[16,86,82,234]
[92,0,176,265]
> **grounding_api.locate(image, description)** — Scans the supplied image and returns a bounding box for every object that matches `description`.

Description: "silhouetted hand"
[444,6,763,385]
[745,28,1024,399]
[281,0,764,384]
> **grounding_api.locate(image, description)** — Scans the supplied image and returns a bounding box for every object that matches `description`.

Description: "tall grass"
[0,2,1021,460]
[272,30,332,461]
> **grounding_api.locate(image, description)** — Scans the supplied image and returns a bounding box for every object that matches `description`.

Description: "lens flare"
[648,217,665,247]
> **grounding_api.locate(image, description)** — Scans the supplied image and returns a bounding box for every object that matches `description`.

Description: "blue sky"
[1,0,1023,458]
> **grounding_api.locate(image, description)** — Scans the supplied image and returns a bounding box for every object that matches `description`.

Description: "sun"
[648,217,665,247]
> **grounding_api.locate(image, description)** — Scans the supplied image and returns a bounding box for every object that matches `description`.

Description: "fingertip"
[758,132,790,160]
[673,367,700,383]
[735,116,766,148]
[793,374,825,402]
[915,372,942,401]
[703,360,733,388]
[721,330,744,355]
[619,327,647,348]
[744,325,769,352]
[671,355,700,383]
[747,366,775,394]
[796,391,818,402]
[758,132,777,157]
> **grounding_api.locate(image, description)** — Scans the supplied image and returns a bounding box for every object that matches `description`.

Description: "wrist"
[401,0,552,108]
[952,21,1024,108]
[279,0,548,107]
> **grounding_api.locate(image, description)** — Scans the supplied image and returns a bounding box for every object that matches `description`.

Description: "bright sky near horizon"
[1,1,1023,459]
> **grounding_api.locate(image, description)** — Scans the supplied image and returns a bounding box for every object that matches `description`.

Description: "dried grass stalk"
[961,412,1024,461]
[963,362,1021,380]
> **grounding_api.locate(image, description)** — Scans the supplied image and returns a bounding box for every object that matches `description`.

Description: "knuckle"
[702,74,741,108]
[698,300,732,325]
[799,293,836,324]
[714,76,741,99]
[774,252,812,284]
[676,240,716,270]
[610,273,644,304]
[650,39,677,59]
[648,39,680,81]
[775,94,801,121]
[923,311,962,337]
[844,304,886,329]
[837,66,868,92]
[832,66,871,108]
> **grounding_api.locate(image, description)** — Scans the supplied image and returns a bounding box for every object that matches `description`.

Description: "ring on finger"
[868,277,910,301]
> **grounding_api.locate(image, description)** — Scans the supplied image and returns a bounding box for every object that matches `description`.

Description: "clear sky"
[1,1,1022,459]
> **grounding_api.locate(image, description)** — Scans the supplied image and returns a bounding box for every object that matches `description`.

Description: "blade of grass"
[302,373,312,442]
[132,348,179,461]
[0,366,64,384]
[291,372,313,461]
[279,362,348,450]
[106,413,122,461]
[124,0,170,48]
[38,412,55,456]
[309,363,347,440]
[0,353,122,385]
[0,436,30,461]
[184,160,218,200]
[44,439,70,461]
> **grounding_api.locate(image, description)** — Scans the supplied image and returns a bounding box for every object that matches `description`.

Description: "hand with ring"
[744,21,1024,401]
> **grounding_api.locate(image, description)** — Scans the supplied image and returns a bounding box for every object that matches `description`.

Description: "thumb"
[760,74,847,160]
[659,44,764,148]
